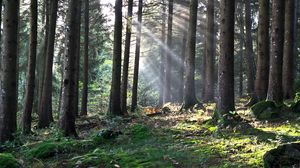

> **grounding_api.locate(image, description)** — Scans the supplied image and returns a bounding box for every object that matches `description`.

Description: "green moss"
[69,147,174,168]
[0,153,19,168]
[27,142,58,159]
[126,124,151,140]
[25,140,91,159]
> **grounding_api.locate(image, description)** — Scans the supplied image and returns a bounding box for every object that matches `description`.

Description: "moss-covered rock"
[264,143,300,168]
[250,101,281,120]
[0,153,19,168]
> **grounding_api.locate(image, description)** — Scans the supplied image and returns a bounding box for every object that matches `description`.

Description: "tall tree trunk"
[131,0,143,112]
[22,0,38,134]
[158,0,166,106]
[0,0,19,143]
[178,19,188,104]
[283,0,296,99]
[237,4,245,98]
[121,0,133,114]
[245,0,255,95]
[59,0,80,137]
[37,0,49,115]
[73,0,82,117]
[163,0,173,103]
[110,0,123,115]
[239,40,244,97]
[0,0,3,67]
[217,0,235,123]
[267,0,285,103]
[255,0,270,100]
[182,0,198,109]
[38,0,58,128]
[203,0,215,102]
[80,0,89,116]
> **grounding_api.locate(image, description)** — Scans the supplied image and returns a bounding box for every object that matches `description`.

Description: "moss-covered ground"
[1,98,300,168]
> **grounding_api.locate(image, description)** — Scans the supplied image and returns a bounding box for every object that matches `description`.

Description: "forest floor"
[2,98,300,168]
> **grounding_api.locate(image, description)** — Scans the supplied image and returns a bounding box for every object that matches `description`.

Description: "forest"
[0,0,299,167]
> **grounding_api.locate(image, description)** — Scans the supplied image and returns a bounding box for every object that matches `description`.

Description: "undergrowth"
[1,102,300,167]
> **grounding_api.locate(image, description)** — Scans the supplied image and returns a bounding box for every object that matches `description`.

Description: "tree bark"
[267,0,285,103]
[158,0,167,106]
[283,0,296,99]
[38,0,58,128]
[131,0,143,112]
[163,0,173,103]
[182,0,198,109]
[203,0,215,102]
[22,0,38,134]
[80,0,89,116]
[59,0,80,137]
[0,0,19,143]
[245,0,255,95]
[255,0,270,100]
[121,0,133,114]
[217,0,235,118]
[110,0,123,115]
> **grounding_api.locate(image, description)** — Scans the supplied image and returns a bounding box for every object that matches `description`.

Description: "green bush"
[294,79,300,93]
[0,153,19,168]
[284,92,300,112]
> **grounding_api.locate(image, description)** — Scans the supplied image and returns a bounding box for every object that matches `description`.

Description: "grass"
[2,100,300,167]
